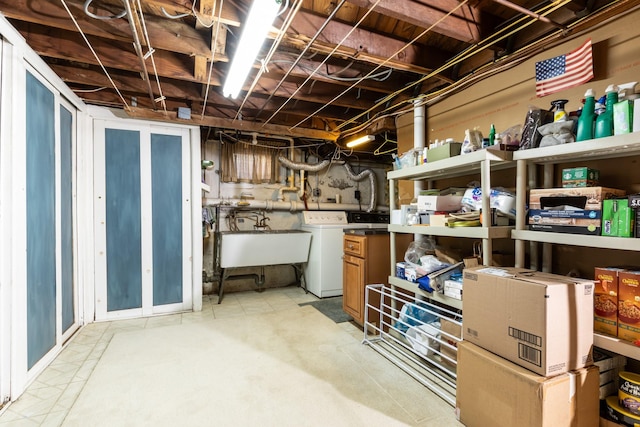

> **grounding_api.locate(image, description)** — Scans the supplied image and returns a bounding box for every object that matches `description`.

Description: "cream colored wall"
[426,9,640,143]
[395,9,640,275]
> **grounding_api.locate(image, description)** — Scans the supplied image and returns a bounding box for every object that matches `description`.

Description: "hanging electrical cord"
[84,0,126,20]
[253,0,347,120]
[232,0,303,121]
[161,7,190,19]
[201,0,226,118]
[336,0,573,134]
[134,0,167,113]
[288,0,470,131]
[269,59,392,82]
[61,0,129,108]
[262,0,383,127]
[122,0,156,106]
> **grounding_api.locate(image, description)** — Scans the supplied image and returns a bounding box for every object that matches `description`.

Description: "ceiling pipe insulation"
[277,156,378,212]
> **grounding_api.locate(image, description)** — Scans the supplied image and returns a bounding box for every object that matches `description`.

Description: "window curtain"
[220,142,279,184]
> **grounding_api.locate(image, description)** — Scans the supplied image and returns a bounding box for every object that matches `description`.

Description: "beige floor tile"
[0,287,461,427]
[40,410,68,427]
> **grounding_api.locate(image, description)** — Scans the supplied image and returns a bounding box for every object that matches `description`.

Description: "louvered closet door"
[94,121,192,320]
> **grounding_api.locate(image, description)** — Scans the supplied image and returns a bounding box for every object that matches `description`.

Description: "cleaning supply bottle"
[576,89,596,142]
[594,84,618,138]
[488,124,496,146]
[551,99,569,122]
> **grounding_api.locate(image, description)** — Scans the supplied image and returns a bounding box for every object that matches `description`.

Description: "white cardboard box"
[417,195,462,212]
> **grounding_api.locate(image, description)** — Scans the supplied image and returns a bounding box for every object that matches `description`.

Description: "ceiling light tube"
[222,0,281,99]
[346,134,375,148]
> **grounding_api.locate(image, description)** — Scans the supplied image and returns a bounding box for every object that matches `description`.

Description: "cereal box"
[594,267,623,336]
[617,271,640,343]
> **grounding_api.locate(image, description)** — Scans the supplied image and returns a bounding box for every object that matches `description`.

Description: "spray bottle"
[576,89,596,142]
[551,99,569,122]
[594,84,618,138]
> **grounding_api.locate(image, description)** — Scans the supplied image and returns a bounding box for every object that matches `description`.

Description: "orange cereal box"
[617,271,640,343]
[594,267,623,336]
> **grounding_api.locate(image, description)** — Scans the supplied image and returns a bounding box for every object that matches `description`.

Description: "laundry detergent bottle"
[594,84,618,138]
[576,89,596,141]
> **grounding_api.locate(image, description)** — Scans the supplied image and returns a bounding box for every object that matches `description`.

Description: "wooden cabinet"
[343,232,393,325]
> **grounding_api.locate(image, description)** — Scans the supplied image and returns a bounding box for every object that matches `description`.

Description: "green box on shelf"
[427,142,462,163]
[561,167,599,188]
[602,198,634,237]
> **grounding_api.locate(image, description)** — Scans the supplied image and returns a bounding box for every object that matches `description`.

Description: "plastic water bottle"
[576,89,596,142]
[594,85,618,138]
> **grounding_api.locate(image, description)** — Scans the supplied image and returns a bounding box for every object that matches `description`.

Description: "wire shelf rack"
[363,284,462,406]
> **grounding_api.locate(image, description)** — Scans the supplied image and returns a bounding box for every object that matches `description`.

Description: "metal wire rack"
[362,284,462,406]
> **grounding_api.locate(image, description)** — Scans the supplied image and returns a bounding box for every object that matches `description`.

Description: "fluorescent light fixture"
[222,0,281,99]
[346,134,375,148]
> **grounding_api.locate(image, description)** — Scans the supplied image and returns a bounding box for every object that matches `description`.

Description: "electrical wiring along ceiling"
[0,0,633,155]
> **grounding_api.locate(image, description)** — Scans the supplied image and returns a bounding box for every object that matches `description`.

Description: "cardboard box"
[529,187,627,211]
[562,167,600,188]
[440,317,462,368]
[634,98,640,132]
[456,341,599,427]
[426,142,462,163]
[528,208,602,235]
[462,266,594,376]
[528,187,626,235]
[613,100,633,135]
[601,199,634,237]
[593,348,627,373]
[594,267,623,336]
[417,195,462,212]
[599,415,624,427]
[617,270,640,343]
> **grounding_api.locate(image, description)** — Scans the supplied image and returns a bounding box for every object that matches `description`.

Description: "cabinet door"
[343,254,365,324]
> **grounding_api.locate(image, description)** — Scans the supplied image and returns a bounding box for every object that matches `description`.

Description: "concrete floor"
[0,286,461,426]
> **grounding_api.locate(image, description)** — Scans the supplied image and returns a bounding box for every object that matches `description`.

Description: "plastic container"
[619,371,640,415]
[551,99,569,122]
[595,84,618,138]
[576,89,596,142]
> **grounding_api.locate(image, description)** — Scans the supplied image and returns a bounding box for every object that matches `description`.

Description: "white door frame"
[92,116,201,321]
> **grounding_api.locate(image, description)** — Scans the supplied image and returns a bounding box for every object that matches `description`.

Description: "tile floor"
[0,286,459,426]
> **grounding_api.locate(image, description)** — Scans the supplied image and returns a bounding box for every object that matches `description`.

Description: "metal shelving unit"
[511,131,640,361]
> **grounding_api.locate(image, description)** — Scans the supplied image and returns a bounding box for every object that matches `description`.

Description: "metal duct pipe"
[343,163,377,213]
[277,156,330,172]
[277,157,378,212]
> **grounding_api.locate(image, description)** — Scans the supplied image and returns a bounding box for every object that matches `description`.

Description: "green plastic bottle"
[594,85,618,139]
[488,124,496,145]
[576,89,596,142]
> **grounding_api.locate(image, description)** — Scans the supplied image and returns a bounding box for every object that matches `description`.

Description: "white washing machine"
[301,211,387,298]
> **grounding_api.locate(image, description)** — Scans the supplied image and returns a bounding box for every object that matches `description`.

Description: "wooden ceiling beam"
[283,10,452,72]
[0,0,220,60]
[346,0,482,42]
[124,107,340,141]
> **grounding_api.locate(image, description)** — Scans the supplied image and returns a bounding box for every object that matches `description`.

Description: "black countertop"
[343,227,389,236]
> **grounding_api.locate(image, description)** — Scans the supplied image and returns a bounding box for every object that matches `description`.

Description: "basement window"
[220,139,280,184]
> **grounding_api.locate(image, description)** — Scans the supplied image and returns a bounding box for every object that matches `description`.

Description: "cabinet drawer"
[344,235,366,257]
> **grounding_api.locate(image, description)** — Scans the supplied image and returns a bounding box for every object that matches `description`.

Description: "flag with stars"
[535,39,593,97]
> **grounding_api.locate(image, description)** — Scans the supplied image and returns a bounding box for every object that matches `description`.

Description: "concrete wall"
[200,139,391,294]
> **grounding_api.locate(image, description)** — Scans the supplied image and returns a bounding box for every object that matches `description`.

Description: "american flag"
[535,39,593,97]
